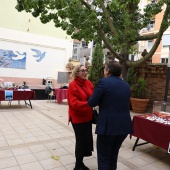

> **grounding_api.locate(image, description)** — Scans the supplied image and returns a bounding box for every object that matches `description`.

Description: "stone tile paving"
[0,100,169,170]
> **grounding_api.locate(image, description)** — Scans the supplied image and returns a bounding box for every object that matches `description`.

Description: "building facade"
[0,0,73,88]
[138,0,170,64]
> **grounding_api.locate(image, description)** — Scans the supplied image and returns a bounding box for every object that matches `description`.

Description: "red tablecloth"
[0,90,35,101]
[132,113,170,150]
[54,88,67,103]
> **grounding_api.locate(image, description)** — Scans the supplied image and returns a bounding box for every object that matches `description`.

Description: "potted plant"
[130,77,149,113]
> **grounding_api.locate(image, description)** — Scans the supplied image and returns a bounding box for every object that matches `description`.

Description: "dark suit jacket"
[88,76,133,135]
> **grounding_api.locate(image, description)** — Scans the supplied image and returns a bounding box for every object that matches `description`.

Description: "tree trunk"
[121,62,129,81]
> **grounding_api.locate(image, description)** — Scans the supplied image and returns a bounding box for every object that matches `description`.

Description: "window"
[72,43,80,61]
[150,19,155,29]
[93,41,96,47]
[131,55,135,61]
[148,40,153,49]
[148,0,156,3]
[82,41,88,48]
[161,58,168,64]
[151,0,156,3]
[147,19,155,30]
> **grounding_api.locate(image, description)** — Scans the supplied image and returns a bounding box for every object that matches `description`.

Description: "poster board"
[57,72,69,84]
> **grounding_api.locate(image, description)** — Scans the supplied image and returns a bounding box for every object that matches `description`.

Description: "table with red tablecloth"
[0,90,35,109]
[132,113,170,151]
[54,88,67,103]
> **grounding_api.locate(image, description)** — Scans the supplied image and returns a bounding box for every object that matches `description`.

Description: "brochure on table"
[5,90,13,100]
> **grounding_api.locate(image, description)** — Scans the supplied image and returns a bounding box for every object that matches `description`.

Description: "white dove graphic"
[12,51,26,60]
[31,48,46,62]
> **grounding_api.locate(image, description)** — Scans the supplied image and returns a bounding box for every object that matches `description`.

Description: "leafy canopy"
[15,0,170,78]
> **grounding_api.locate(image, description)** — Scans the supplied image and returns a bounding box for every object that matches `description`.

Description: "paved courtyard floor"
[0,100,169,170]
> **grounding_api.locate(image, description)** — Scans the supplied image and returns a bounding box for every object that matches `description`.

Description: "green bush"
[88,43,104,87]
[131,77,149,99]
[127,67,136,87]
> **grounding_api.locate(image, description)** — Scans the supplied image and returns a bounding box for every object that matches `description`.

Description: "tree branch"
[99,0,118,36]
[136,32,159,41]
[136,2,170,42]
[80,0,91,10]
[80,0,122,60]
[126,3,170,67]
[126,31,162,67]
[97,22,123,61]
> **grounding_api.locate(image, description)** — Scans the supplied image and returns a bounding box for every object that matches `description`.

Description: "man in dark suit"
[88,61,133,170]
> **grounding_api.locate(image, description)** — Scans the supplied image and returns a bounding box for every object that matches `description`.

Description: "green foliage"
[15,0,170,79]
[88,43,104,87]
[131,77,149,99]
[127,67,137,87]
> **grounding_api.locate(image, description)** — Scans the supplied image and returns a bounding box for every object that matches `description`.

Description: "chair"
[45,86,55,102]
[48,90,56,102]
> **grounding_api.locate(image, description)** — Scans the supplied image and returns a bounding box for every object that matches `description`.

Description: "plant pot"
[130,97,149,113]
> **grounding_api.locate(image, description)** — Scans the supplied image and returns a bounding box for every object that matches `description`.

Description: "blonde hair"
[71,64,84,79]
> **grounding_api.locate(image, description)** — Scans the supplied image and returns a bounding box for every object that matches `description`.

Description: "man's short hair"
[106,61,122,77]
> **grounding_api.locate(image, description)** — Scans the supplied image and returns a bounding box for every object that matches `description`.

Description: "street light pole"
[163,46,170,111]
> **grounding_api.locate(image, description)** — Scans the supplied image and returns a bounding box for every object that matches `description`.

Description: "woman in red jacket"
[67,64,94,170]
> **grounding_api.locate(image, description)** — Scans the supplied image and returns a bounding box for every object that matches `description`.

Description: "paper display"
[5,90,13,100]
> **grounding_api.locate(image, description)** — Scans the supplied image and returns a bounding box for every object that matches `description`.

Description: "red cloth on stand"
[132,113,170,150]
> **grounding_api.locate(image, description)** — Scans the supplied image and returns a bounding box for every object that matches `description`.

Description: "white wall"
[0,28,73,80]
[0,0,72,40]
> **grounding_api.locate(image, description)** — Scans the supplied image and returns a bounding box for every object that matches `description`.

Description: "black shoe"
[73,163,83,170]
[73,168,83,170]
[81,162,89,170]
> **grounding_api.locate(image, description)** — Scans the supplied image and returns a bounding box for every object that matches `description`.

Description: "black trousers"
[72,121,93,160]
[97,134,127,170]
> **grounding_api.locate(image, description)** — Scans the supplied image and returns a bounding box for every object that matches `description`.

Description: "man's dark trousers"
[97,134,127,170]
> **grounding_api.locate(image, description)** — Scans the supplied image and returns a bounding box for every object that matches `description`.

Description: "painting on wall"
[0,48,47,69]
[0,49,26,69]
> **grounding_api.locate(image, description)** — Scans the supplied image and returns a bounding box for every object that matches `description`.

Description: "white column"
[168,46,170,67]
[89,40,93,63]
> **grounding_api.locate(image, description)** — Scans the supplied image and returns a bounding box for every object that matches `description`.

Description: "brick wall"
[134,63,169,112]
